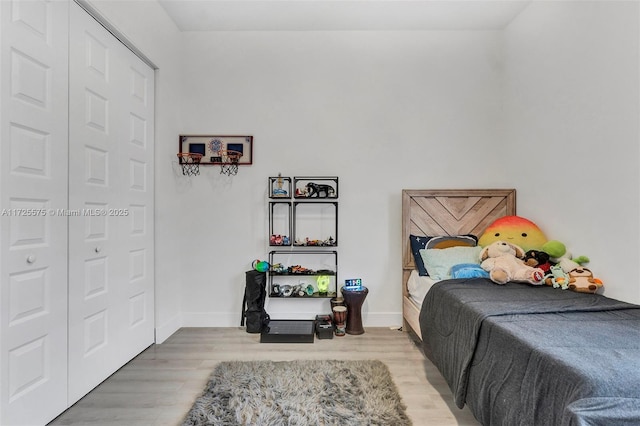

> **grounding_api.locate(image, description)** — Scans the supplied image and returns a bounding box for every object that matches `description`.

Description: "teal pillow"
[419,246,482,280]
[450,263,489,279]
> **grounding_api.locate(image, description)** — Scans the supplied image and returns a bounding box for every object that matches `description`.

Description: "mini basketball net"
[218,150,242,176]
[177,152,202,176]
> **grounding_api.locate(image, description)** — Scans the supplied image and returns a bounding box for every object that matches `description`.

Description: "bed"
[401,189,640,425]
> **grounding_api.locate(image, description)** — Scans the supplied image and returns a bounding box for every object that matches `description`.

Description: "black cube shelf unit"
[268,250,338,298]
[267,176,339,299]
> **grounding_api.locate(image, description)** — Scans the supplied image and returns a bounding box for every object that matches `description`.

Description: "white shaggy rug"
[182,359,412,426]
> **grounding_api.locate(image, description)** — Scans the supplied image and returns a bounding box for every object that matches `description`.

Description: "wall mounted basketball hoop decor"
[178,135,253,176]
[176,152,203,176]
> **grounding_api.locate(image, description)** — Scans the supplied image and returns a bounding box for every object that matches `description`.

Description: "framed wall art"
[179,135,253,165]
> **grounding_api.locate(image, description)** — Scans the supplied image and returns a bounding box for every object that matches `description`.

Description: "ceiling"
[157,0,532,31]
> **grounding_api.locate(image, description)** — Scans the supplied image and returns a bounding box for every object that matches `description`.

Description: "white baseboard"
[154,313,182,343]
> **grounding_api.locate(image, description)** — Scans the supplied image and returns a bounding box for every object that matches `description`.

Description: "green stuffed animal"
[545,264,570,289]
[541,240,589,273]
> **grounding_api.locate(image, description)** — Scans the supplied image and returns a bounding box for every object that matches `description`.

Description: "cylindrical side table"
[341,286,368,335]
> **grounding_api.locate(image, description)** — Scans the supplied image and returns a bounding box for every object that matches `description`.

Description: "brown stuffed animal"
[480,241,545,285]
[568,267,603,293]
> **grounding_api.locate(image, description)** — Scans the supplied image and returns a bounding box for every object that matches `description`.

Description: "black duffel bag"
[241,270,270,333]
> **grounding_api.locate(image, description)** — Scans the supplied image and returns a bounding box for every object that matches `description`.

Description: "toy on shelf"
[271,283,317,297]
[288,265,313,274]
[270,263,287,273]
[316,276,330,294]
[293,177,339,199]
[293,236,336,247]
[305,182,335,198]
[269,234,290,246]
[270,173,290,198]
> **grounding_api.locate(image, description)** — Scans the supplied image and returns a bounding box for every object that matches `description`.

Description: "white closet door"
[67,2,154,404]
[0,1,69,425]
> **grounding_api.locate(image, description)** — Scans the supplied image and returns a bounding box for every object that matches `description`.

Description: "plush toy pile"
[477,215,604,293]
[480,241,545,285]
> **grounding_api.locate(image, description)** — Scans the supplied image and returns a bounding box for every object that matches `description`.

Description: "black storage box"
[315,314,334,339]
[315,322,334,339]
[260,320,315,343]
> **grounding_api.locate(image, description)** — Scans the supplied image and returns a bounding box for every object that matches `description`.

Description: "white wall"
[503,1,640,303]
[178,31,505,325]
[88,0,640,334]
[86,0,185,341]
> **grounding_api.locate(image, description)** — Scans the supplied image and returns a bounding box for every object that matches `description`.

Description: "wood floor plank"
[49,327,479,425]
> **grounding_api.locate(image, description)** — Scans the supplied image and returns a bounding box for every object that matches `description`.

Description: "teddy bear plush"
[480,241,545,285]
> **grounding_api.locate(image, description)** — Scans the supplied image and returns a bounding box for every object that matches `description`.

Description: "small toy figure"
[545,264,570,289]
[289,265,312,274]
[305,182,335,198]
[322,236,335,246]
[271,173,288,197]
[271,263,287,273]
[269,234,282,245]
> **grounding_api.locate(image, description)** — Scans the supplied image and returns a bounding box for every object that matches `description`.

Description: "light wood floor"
[49,327,479,426]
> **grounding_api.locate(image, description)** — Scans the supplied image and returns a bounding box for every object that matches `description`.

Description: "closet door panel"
[67,2,154,404]
[0,1,69,425]
[119,50,155,360]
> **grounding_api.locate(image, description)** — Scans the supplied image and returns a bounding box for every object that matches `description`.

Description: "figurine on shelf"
[305,182,335,198]
[295,187,308,197]
[323,236,335,246]
[305,238,323,246]
[271,173,288,197]
[289,265,313,274]
[272,284,281,295]
[270,234,282,245]
[271,263,287,273]
[269,234,291,246]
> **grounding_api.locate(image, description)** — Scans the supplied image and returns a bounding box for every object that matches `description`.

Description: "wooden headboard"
[402,189,516,270]
[401,189,516,337]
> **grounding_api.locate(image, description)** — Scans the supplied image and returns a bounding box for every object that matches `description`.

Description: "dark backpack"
[241,270,270,333]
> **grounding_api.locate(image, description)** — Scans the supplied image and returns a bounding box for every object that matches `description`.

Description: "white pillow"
[419,246,483,280]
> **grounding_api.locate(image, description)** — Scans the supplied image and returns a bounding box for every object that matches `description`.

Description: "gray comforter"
[419,278,640,426]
